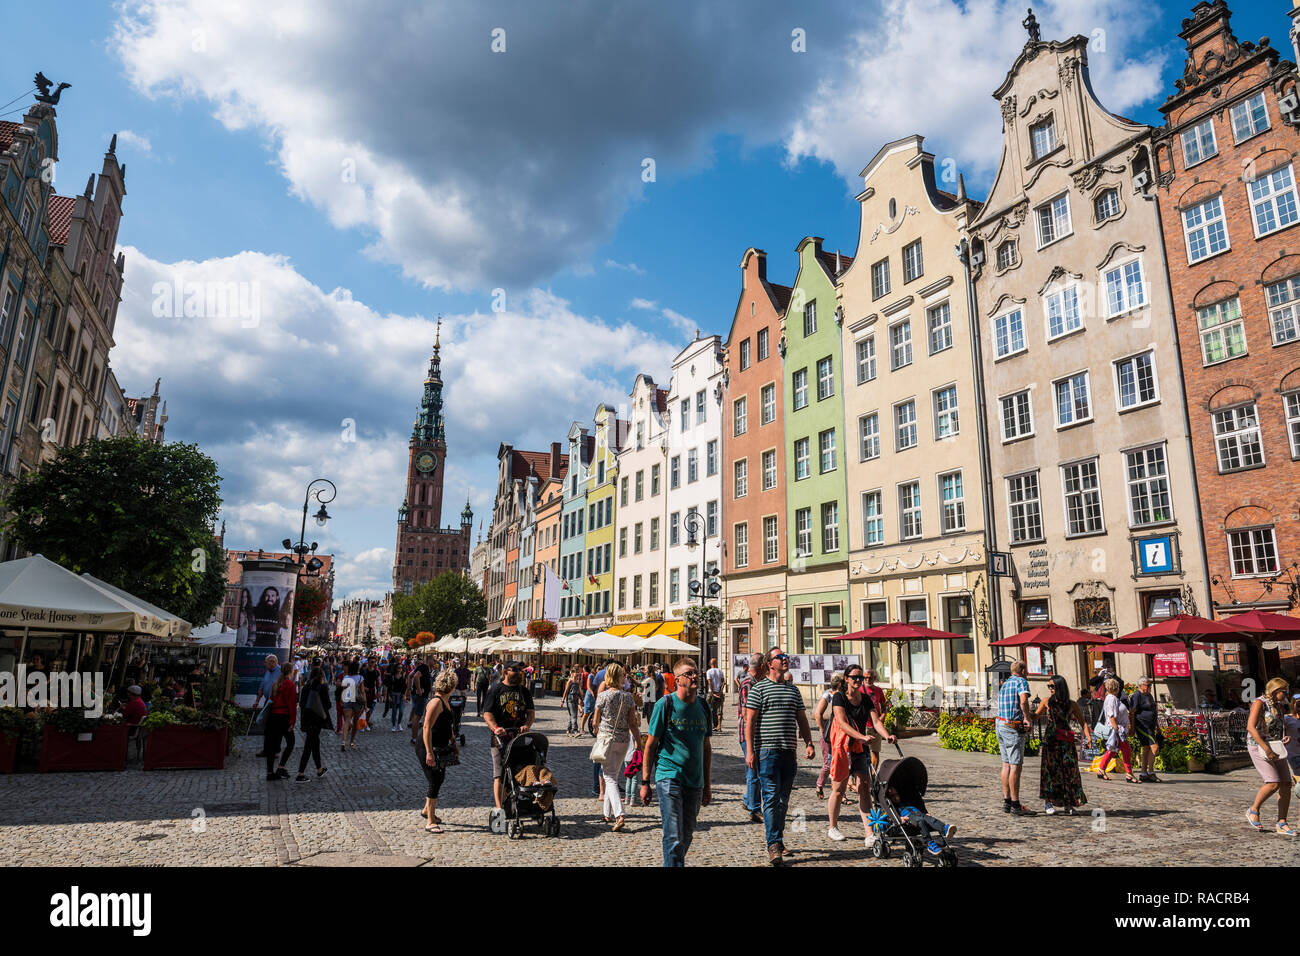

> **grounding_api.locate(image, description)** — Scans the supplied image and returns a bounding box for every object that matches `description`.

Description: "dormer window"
[996,240,1018,271]
[1030,117,1057,161]
[1094,188,1120,223]
[19,203,33,238]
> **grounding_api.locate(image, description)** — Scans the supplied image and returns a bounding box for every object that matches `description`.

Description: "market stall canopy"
[188,622,236,647]
[81,572,192,641]
[565,632,642,654]
[0,554,174,635]
[990,622,1110,647]
[636,633,701,653]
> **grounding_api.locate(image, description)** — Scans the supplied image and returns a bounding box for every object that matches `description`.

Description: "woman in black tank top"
[417,669,460,833]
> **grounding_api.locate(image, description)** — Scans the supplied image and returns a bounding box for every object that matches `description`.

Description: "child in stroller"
[491,730,561,839]
[869,744,957,868]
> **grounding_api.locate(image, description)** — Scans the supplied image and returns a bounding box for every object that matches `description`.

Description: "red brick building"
[221,549,335,637]
[1152,0,1300,668]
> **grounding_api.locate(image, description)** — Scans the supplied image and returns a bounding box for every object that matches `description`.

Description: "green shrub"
[939,712,1039,756]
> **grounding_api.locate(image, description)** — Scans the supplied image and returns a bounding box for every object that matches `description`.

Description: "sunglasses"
[677,671,699,680]
[770,654,788,663]
[846,674,864,682]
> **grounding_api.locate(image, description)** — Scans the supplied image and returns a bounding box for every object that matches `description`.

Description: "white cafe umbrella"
[636,634,701,653]
[0,554,173,635]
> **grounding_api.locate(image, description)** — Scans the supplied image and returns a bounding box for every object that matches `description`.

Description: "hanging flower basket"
[526,620,557,642]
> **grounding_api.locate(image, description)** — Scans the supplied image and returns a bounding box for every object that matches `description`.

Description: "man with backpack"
[474,659,493,715]
[641,657,712,866]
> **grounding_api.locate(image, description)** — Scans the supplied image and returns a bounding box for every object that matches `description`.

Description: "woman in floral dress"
[1035,675,1091,814]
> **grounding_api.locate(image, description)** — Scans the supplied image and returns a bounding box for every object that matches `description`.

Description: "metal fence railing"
[1161,710,1251,758]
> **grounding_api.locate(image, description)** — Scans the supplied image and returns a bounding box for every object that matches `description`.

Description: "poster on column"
[233,561,298,706]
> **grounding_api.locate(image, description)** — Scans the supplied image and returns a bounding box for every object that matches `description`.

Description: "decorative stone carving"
[1059,55,1077,90]
[1001,95,1017,127]
[1018,88,1060,117]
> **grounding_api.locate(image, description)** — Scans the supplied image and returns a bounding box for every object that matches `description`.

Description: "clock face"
[416,452,437,473]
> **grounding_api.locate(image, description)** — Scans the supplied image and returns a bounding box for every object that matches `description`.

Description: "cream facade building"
[614,374,670,630]
[839,136,992,696]
[967,27,1212,701]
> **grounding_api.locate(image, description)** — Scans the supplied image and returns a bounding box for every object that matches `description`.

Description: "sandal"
[612,816,625,832]
[424,823,443,833]
[1125,775,1140,784]
[816,787,825,800]
[1246,808,1263,831]
[1277,821,1298,836]
[1096,772,1109,780]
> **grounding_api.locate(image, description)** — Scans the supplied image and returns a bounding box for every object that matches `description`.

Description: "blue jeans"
[740,739,761,812]
[592,760,602,795]
[656,777,702,867]
[758,748,797,848]
[389,697,405,728]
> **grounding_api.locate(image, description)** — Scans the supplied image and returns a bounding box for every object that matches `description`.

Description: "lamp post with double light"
[676,509,722,675]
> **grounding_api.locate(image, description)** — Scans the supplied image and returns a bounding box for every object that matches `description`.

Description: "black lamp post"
[677,509,721,674]
[285,478,336,567]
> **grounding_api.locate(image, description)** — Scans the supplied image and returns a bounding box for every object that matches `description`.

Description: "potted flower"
[1185,738,1211,773]
[38,708,127,773]
[0,707,24,773]
[142,682,238,771]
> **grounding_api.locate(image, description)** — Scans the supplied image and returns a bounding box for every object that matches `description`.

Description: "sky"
[10,0,1294,603]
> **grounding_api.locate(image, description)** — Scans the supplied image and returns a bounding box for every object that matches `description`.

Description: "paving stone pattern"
[0,696,1295,866]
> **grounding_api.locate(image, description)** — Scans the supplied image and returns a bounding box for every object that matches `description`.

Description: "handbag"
[1093,719,1111,744]
[433,743,460,769]
[307,686,329,723]
[1054,726,1076,744]
[590,693,627,764]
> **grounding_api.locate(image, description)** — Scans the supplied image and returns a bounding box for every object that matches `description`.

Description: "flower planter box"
[39,724,127,773]
[0,733,17,774]
[143,725,228,771]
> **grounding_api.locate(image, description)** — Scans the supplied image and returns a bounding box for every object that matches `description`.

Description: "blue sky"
[10,0,1294,602]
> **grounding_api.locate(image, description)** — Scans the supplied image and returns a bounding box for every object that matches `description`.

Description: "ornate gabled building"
[392,322,473,594]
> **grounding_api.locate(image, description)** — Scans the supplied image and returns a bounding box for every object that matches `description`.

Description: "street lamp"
[291,478,337,566]
[674,509,721,673]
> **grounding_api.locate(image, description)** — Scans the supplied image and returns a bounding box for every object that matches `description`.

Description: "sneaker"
[827,826,846,842]
[1002,800,1012,813]
[926,840,943,855]
[266,773,279,782]
[1008,803,1036,816]
[1045,802,1057,815]
[864,830,876,848]
[943,823,957,839]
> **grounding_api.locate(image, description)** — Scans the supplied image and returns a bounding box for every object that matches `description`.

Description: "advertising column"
[232,559,298,706]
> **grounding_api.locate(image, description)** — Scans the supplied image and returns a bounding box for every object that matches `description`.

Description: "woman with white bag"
[1095,678,1137,783]
[591,663,640,832]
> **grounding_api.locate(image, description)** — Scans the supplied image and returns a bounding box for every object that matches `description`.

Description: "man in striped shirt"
[745,648,816,866]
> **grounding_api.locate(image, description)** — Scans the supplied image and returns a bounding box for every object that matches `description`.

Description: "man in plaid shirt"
[736,656,763,823]
[996,660,1036,816]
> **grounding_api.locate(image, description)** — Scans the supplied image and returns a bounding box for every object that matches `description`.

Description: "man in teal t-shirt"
[641,657,712,866]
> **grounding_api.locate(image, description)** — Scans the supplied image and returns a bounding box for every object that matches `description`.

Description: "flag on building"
[543,564,563,623]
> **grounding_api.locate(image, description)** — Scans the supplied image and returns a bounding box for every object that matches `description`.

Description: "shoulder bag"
[590,692,627,764]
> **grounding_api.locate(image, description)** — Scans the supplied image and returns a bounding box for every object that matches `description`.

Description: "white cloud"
[605,259,645,275]
[629,298,656,311]
[785,0,1169,187]
[115,129,153,156]
[660,308,697,338]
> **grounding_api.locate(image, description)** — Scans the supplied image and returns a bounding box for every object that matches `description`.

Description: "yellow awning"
[653,621,686,637]
[606,624,636,636]
[630,622,660,636]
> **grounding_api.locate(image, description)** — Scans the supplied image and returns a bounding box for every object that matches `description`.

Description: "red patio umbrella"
[1221,609,1300,634]
[1109,641,1211,654]
[1111,614,1263,702]
[989,622,1110,647]
[840,622,968,688]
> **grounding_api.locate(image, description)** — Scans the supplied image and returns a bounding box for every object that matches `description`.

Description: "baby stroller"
[448,691,467,746]
[495,730,560,839]
[869,743,957,868]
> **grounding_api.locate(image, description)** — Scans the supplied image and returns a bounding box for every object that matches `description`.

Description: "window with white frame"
[856,336,877,384]
[899,482,922,540]
[862,491,884,545]
[895,400,917,451]
[739,338,751,371]
[1125,444,1172,526]
[819,428,836,473]
[933,385,959,439]
[0,285,15,340]
[1053,372,1092,426]
[994,308,1026,358]
[794,437,810,480]
[680,400,689,432]
[859,412,880,461]
[1287,391,1300,458]
[1007,472,1044,543]
[734,396,747,436]
[650,517,660,550]
[1197,297,1246,364]
[670,456,680,489]
[635,471,644,501]
[1094,188,1120,222]
[761,383,776,424]
[939,471,965,533]
[1181,117,1217,167]
[762,449,777,490]
[1036,194,1071,246]
[872,258,891,300]
[816,356,834,400]
[634,523,643,554]
[804,301,817,337]
[792,368,808,409]
[1248,164,1300,237]
[706,500,718,537]
[1045,284,1083,339]
[763,515,779,563]
[1265,276,1300,345]
[1212,404,1264,472]
[1104,258,1146,317]
[1229,527,1279,577]
[670,512,680,546]
[734,458,748,498]
[795,507,812,557]
[688,448,698,483]
[822,501,839,552]
[669,568,680,604]
[927,302,952,354]
[1030,116,1057,160]
[706,439,717,476]
[890,321,912,370]
[1183,195,1229,262]
[1061,459,1104,536]
[735,523,749,568]
[1230,92,1269,142]
[903,240,924,283]
[1115,352,1158,410]
[696,390,706,424]
[996,240,1017,271]
[757,328,769,360]
[1000,390,1033,440]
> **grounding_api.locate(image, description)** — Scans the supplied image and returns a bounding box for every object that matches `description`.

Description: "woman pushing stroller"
[826,663,896,847]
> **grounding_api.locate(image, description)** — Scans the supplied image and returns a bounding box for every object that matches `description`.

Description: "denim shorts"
[996,723,1025,764]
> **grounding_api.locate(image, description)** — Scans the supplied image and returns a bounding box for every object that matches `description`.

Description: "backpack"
[653,672,664,697]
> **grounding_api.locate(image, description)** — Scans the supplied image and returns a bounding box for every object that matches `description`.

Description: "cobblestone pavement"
[0,695,1296,866]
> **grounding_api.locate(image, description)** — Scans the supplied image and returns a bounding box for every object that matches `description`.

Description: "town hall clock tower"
[393,320,474,593]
